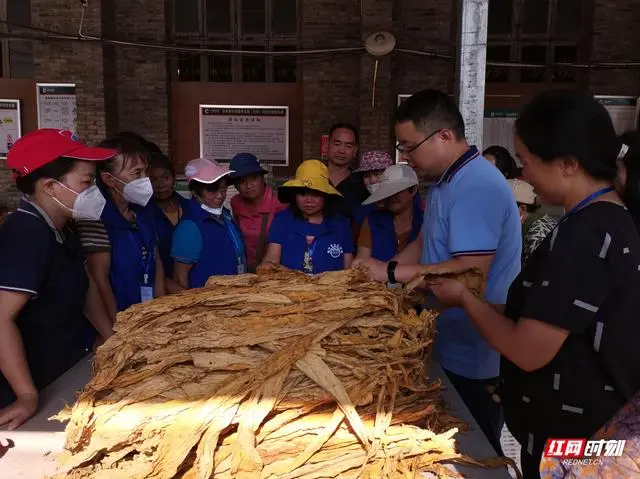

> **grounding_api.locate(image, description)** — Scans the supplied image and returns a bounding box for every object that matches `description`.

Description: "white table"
[0,357,512,478]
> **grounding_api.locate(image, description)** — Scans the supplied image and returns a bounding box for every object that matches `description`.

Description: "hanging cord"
[3,15,640,68]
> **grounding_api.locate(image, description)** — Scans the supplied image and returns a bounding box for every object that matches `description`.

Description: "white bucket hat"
[362,164,419,205]
[508,179,536,205]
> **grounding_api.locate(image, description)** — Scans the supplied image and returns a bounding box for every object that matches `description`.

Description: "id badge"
[140,285,154,303]
[237,262,246,274]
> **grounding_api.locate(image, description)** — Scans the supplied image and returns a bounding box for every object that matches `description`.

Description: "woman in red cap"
[0,129,116,429]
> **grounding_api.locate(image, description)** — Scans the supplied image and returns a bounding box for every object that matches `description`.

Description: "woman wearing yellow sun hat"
[261,160,354,273]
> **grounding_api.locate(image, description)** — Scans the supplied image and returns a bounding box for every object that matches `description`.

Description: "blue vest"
[100,193,158,312]
[368,195,424,262]
[276,209,351,274]
[182,199,247,288]
[353,203,375,226]
[151,193,191,278]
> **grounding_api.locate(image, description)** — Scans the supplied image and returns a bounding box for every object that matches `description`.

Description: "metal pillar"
[455,0,489,147]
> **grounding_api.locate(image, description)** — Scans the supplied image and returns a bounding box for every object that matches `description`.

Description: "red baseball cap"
[7,129,118,178]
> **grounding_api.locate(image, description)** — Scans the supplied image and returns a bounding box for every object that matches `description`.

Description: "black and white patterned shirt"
[501,202,640,460]
[522,213,559,266]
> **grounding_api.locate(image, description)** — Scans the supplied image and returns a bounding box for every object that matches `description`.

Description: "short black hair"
[188,179,227,197]
[113,131,163,156]
[329,123,359,145]
[483,145,519,179]
[278,187,338,218]
[515,90,619,181]
[395,90,466,139]
[149,152,175,178]
[96,136,151,175]
[518,202,541,214]
[15,156,77,195]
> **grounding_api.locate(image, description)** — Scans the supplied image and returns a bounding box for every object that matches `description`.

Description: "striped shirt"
[76,220,111,253]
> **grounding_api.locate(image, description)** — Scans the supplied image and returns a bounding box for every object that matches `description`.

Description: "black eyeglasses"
[396,129,443,154]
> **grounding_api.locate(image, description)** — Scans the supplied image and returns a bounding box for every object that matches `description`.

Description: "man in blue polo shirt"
[358,90,521,454]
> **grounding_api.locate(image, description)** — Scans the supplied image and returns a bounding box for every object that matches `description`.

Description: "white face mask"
[201,203,223,216]
[54,183,106,221]
[109,174,154,206]
[366,183,380,194]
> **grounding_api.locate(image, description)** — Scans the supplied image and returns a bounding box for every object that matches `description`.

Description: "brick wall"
[0,1,108,206]
[31,0,107,145]
[300,0,362,159]
[359,0,394,152]
[393,0,455,96]
[300,0,455,159]
[589,0,640,96]
[2,0,639,209]
[110,0,169,152]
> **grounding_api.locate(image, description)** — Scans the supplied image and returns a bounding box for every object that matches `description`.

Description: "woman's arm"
[429,279,569,372]
[165,277,184,294]
[154,248,167,298]
[261,243,282,266]
[86,252,118,322]
[393,233,423,264]
[343,253,354,269]
[83,272,114,341]
[459,290,569,372]
[0,291,38,430]
[355,247,372,261]
[173,262,193,289]
[355,218,372,261]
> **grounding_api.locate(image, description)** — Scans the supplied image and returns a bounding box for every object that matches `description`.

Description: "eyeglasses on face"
[395,129,443,154]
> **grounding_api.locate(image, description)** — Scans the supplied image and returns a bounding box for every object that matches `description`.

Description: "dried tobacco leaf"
[50,265,518,479]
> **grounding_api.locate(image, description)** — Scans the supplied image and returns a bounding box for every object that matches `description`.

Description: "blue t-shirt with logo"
[268,208,354,273]
[421,147,522,380]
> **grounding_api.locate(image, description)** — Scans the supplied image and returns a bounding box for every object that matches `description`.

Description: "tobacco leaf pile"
[51,265,515,479]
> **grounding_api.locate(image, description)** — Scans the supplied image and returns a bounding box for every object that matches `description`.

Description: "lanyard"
[303,237,318,274]
[563,186,614,220]
[307,238,318,258]
[128,231,153,284]
[223,215,245,266]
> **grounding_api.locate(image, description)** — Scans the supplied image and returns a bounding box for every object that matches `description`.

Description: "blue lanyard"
[307,238,318,258]
[563,186,614,219]
[128,231,153,284]
[223,215,245,266]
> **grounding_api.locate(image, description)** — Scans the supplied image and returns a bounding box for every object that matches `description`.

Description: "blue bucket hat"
[229,153,267,179]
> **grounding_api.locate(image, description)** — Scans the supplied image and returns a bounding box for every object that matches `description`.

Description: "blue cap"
[229,153,267,179]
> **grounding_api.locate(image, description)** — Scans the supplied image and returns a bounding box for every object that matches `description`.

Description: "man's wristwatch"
[387,261,398,284]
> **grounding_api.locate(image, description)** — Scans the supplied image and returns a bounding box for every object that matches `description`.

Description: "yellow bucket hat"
[280,160,342,197]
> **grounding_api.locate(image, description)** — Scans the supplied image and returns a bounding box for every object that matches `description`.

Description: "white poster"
[482,109,519,159]
[199,105,289,166]
[36,83,77,132]
[0,99,21,159]
[595,96,638,136]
